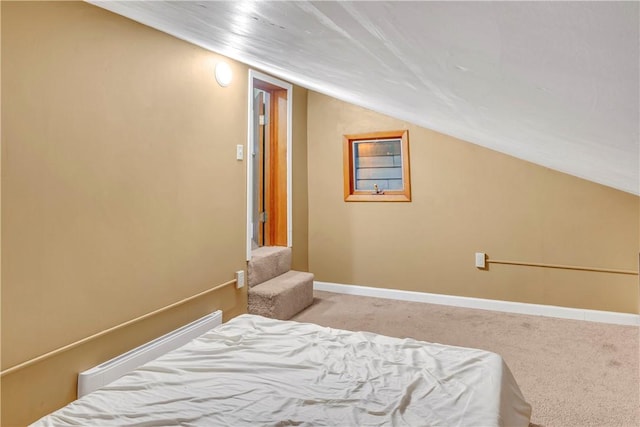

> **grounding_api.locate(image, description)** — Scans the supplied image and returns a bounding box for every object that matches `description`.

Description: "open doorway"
[246,71,292,260]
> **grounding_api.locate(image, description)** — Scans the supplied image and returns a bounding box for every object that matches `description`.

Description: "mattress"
[32,314,531,426]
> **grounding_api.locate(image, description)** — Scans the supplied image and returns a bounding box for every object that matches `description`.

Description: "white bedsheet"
[32,314,531,426]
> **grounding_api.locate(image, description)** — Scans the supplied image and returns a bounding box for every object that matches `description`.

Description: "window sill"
[344,193,411,202]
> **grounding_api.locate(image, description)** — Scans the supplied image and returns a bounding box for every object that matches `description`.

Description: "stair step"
[248,270,314,320]
[248,246,292,287]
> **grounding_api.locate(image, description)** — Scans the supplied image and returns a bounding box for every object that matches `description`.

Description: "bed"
[31,314,531,426]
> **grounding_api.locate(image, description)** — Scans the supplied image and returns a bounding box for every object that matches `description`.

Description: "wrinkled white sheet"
[32,314,531,426]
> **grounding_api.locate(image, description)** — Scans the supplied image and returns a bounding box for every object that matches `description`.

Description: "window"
[343,130,411,202]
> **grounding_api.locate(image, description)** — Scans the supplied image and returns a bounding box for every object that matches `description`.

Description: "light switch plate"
[236,144,244,160]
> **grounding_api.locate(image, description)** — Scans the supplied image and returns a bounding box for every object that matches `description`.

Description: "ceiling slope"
[91,1,640,195]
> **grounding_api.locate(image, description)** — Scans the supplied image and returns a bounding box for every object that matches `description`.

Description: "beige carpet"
[292,291,640,427]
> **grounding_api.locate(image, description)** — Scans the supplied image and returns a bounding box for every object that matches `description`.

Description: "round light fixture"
[215,62,232,87]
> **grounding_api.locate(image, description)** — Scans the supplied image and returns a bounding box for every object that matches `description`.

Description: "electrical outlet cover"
[475,253,486,269]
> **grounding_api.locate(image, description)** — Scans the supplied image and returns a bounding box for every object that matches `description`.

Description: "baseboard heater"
[78,310,223,398]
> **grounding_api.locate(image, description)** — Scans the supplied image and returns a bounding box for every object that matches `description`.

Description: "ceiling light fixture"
[215,61,232,87]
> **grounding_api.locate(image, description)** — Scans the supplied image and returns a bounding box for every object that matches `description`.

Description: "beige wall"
[308,91,639,314]
[0,2,307,425]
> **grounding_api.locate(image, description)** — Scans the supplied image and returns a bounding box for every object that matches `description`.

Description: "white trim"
[246,70,293,260]
[314,281,640,326]
[245,72,253,261]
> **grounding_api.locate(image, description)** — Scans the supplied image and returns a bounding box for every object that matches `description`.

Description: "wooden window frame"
[343,130,411,202]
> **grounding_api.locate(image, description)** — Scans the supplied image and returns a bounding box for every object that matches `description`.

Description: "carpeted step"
[248,270,314,320]
[248,246,292,287]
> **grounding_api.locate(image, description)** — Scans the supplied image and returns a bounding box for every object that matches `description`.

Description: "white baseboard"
[314,281,640,326]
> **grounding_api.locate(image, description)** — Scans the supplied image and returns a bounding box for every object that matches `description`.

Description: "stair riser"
[248,273,314,320]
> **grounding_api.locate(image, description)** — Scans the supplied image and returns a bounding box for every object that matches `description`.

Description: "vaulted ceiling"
[91,1,639,195]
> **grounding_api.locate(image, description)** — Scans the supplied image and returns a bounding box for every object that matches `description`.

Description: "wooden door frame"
[246,70,293,261]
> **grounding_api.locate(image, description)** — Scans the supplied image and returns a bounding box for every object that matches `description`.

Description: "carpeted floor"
[292,291,640,427]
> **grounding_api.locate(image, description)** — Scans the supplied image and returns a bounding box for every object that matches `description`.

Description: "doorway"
[246,71,292,260]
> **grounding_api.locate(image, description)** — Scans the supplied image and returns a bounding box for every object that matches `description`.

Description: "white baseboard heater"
[78,310,223,398]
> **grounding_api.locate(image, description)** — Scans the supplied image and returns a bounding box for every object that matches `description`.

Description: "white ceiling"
[91,1,640,195]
